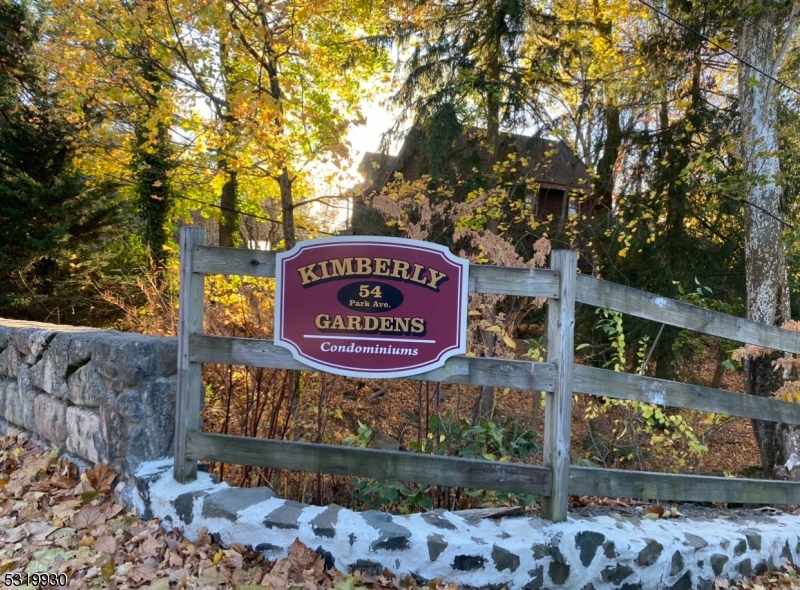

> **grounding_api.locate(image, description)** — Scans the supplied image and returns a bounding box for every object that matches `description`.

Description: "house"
[348,127,595,272]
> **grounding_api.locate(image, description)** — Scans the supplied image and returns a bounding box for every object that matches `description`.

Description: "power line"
[635,0,800,99]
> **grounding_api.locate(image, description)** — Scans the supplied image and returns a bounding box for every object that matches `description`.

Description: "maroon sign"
[274,237,468,377]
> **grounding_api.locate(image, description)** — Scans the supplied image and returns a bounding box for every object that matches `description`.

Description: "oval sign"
[274,237,469,378]
[337,281,404,313]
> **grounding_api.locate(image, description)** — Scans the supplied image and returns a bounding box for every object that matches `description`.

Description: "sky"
[309,93,403,230]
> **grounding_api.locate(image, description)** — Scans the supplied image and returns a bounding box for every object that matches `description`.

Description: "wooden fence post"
[174,227,206,483]
[541,249,577,522]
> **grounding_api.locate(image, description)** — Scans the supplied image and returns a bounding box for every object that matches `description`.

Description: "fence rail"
[187,432,553,496]
[175,228,800,522]
[190,335,558,391]
[576,274,800,354]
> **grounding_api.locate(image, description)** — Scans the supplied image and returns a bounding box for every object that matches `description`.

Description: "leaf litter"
[0,433,457,589]
[0,432,796,589]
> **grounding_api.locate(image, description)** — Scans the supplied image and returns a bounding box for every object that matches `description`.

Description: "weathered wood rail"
[175,227,800,522]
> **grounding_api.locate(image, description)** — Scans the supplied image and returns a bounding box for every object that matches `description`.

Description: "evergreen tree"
[0,0,120,320]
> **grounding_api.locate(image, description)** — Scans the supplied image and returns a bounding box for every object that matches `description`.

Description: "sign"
[274,237,469,378]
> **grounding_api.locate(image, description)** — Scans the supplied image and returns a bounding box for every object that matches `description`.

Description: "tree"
[0,0,120,320]
[49,0,390,251]
[737,0,800,479]
[388,0,563,418]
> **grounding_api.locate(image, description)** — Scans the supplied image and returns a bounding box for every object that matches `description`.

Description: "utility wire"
[635,0,800,99]
[636,0,800,229]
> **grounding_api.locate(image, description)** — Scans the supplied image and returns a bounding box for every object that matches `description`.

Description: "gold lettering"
[363,316,379,331]
[330,315,346,330]
[411,317,425,334]
[315,314,330,329]
[427,268,449,290]
[346,315,362,330]
[391,259,410,280]
[298,264,320,285]
[395,317,409,333]
[355,257,372,275]
[330,258,354,277]
[379,317,393,331]
[374,258,391,276]
[317,260,331,279]
[410,264,427,285]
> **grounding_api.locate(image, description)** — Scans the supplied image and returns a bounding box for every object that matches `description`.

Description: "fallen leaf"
[289,538,321,570]
[11,452,54,483]
[72,504,106,530]
[47,475,80,489]
[645,504,664,518]
[261,572,289,590]
[24,521,57,542]
[105,503,124,519]
[85,464,116,494]
[95,534,117,554]
[3,524,26,543]
[168,551,183,568]
[128,563,157,584]
[196,526,212,547]
[139,535,165,558]
[52,499,80,521]
[0,499,13,517]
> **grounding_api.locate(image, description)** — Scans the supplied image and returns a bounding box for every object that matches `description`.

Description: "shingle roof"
[358,128,591,192]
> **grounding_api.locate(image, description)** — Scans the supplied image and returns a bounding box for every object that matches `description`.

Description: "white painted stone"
[135,462,800,589]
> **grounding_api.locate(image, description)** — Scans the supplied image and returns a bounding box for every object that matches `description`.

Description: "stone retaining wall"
[0,319,177,476]
[133,459,800,590]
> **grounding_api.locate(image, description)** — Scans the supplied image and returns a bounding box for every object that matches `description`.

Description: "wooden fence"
[174,227,800,522]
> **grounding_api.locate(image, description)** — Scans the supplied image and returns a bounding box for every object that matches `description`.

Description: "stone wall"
[0,319,177,476]
[135,459,800,590]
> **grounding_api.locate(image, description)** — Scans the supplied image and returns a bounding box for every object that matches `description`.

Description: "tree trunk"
[279,168,296,250]
[475,37,503,420]
[134,2,172,271]
[217,30,241,249]
[738,0,799,479]
[593,105,620,212]
[218,169,239,248]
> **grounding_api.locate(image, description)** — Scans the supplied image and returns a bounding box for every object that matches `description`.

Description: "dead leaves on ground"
[715,563,800,589]
[0,433,458,589]
[642,504,685,520]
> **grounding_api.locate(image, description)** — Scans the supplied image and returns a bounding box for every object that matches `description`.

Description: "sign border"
[274,236,469,378]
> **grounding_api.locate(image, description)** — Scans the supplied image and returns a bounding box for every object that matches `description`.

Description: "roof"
[357,152,398,191]
[358,128,591,193]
